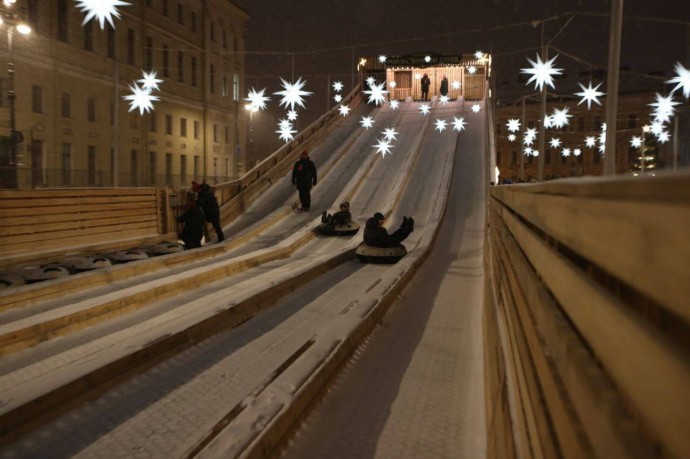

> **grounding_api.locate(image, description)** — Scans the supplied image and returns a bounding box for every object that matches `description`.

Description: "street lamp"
[244,103,258,169]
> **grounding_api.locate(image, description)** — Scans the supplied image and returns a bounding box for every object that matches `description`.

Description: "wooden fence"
[484,172,690,459]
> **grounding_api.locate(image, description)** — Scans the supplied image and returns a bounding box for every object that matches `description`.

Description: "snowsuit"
[197,183,225,242]
[363,216,412,248]
[420,75,431,101]
[292,155,317,211]
[177,205,205,249]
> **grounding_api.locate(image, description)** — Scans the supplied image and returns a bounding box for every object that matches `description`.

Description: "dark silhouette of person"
[420,73,431,101]
[177,193,205,249]
[197,183,225,243]
[440,74,449,97]
[363,212,414,247]
[292,151,317,211]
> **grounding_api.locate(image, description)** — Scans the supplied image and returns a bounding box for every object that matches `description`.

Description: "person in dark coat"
[322,201,352,227]
[363,212,414,247]
[177,193,205,249]
[292,151,317,211]
[197,183,225,243]
[439,74,449,97]
[420,73,431,101]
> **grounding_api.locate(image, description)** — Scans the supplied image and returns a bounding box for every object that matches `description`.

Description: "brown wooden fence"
[484,172,690,459]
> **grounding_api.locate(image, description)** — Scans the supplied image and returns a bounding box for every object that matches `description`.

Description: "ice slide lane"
[0,99,456,452]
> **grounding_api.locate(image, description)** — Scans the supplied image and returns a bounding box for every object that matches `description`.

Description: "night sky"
[239,0,690,157]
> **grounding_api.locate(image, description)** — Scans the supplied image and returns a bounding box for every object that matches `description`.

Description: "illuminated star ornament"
[508,134,516,142]
[467,66,477,74]
[424,56,431,63]
[382,127,398,141]
[434,119,447,132]
[276,122,297,142]
[562,148,572,157]
[474,51,485,60]
[123,82,159,115]
[419,104,431,115]
[452,81,461,90]
[439,95,450,105]
[630,136,643,148]
[524,127,537,145]
[245,87,270,111]
[332,81,344,92]
[506,119,521,132]
[373,138,393,158]
[551,107,571,129]
[378,55,387,63]
[75,0,131,29]
[139,70,163,91]
[274,77,312,111]
[575,81,605,109]
[452,117,466,132]
[543,115,554,129]
[389,81,397,88]
[287,110,298,121]
[549,138,561,149]
[521,53,563,91]
[657,131,671,143]
[334,94,342,103]
[585,136,597,148]
[667,62,690,98]
[338,104,351,117]
[471,104,481,113]
[649,93,680,123]
[389,100,400,110]
[360,116,374,129]
[366,76,376,87]
[573,148,582,157]
[278,119,292,130]
[363,81,389,106]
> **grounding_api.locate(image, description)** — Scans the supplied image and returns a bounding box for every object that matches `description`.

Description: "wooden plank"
[500,205,690,459]
[0,228,156,254]
[0,188,157,199]
[0,202,158,218]
[0,224,157,250]
[495,191,690,325]
[0,214,159,238]
[0,195,158,209]
[3,208,156,227]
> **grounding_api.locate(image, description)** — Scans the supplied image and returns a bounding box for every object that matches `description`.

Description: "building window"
[177,51,184,82]
[87,146,96,185]
[213,124,218,142]
[191,56,197,87]
[511,151,517,166]
[193,155,199,180]
[222,72,228,97]
[145,0,152,6]
[190,12,196,31]
[193,120,199,139]
[163,45,169,78]
[233,73,239,101]
[180,118,187,137]
[130,112,138,129]
[577,117,585,132]
[545,149,551,165]
[32,85,43,113]
[180,154,187,183]
[225,126,229,144]
[84,21,94,51]
[177,3,184,24]
[594,116,602,130]
[57,0,68,42]
[131,150,139,186]
[209,64,215,93]
[0,78,6,107]
[107,25,115,58]
[110,103,114,125]
[149,151,157,185]
[593,152,601,164]
[210,22,215,42]
[87,96,96,122]
[165,114,173,134]
[149,112,157,132]
[61,143,71,185]
[28,0,39,25]
[162,0,169,16]
[165,153,173,185]
[628,113,637,129]
[61,93,71,118]
[222,29,227,48]
[145,36,153,69]
[127,29,136,65]
[213,157,218,179]
[561,154,567,164]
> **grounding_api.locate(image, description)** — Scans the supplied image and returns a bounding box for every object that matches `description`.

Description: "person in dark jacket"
[197,183,225,243]
[439,74,449,97]
[322,201,352,227]
[420,73,431,101]
[177,193,205,249]
[363,212,414,247]
[292,151,317,211]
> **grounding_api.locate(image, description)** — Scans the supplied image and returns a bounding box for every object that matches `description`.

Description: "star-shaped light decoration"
[245,87,270,111]
[439,95,450,105]
[123,82,159,115]
[657,131,671,143]
[506,119,521,132]
[287,110,298,121]
[575,81,605,109]
[338,105,351,117]
[360,116,374,129]
[523,146,535,156]
[274,77,312,111]
[276,123,297,142]
[334,94,342,103]
[138,70,163,91]
[524,127,538,145]
[474,51,484,60]
[471,104,481,113]
[508,134,516,142]
[630,136,643,148]
[667,62,690,98]
[543,115,554,129]
[434,119,447,132]
[467,66,477,74]
[452,117,467,132]
[75,0,131,29]
[452,80,461,89]
[521,53,563,91]
[549,138,561,149]
[278,118,292,130]
[573,148,582,157]
[419,103,431,115]
[366,76,376,87]
[382,127,398,141]
[363,81,389,106]
[378,55,387,63]
[551,107,572,129]
[649,93,680,123]
[373,138,393,158]
[649,121,665,136]
[562,148,571,157]
[389,100,400,110]
[389,81,397,88]
[332,81,344,92]
[585,136,597,148]
[424,56,431,63]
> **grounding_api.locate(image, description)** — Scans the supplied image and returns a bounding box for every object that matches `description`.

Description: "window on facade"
[191,12,196,31]
[593,152,600,164]
[87,96,96,122]
[180,118,187,137]
[61,93,70,118]
[233,73,239,101]
[84,21,94,51]
[127,29,136,65]
[131,150,139,186]
[193,120,199,139]
[209,64,215,93]
[561,154,567,164]
[511,151,517,166]
[107,25,115,58]
[213,124,218,142]
[145,0,152,6]
[628,113,637,129]
[130,112,138,129]
[222,73,228,97]
[177,3,184,24]
[213,157,218,179]
[545,149,551,165]
[0,79,7,107]
[149,112,157,132]
[165,115,173,134]
[225,126,229,144]
[87,146,96,185]
[594,116,602,130]
[110,103,114,125]
[62,143,71,185]
[28,0,39,25]
[57,0,68,42]
[222,29,227,48]
[577,117,585,131]
[193,155,199,180]
[191,57,197,87]
[177,51,184,82]
[180,154,187,183]
[163,45,170,77]
[145,37,153,69]
[162,0,169,16]
[165,153,173,185]
[210,22,215,41]
[149,151,157,185]
[32,85,43,113]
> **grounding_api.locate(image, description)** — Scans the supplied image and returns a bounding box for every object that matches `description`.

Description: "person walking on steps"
[197,183,225,243]
[420,73,431,101]
[363,212,414,247]
[292,150,317,211]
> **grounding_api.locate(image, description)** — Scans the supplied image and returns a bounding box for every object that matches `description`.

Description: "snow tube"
[0,272,25,289]
[58,256,112,272]
[355,242,407,264]
[105,249,149,263]
[20,264,70,282]
[318,221,360,236]
[141,242,185,255]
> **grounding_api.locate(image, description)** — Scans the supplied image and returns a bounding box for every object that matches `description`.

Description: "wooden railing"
[484,172,690,459]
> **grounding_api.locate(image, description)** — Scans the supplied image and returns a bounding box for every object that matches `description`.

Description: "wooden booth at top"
[358,53,489,101]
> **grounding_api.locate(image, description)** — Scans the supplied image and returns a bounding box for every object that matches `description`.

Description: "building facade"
[0,0,248,189]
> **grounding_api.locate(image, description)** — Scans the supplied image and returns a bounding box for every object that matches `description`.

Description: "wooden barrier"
[484,171,690,459]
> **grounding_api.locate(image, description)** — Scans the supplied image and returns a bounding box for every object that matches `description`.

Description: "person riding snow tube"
[355,212,414,263]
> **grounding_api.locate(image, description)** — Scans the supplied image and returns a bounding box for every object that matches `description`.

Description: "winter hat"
[373,212,385,221]
[191,181,201,192]
[300,151,308,159]
[340,202,349,211]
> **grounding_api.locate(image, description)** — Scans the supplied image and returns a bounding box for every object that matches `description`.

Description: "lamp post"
[1,0,31,188]
[244,103,257,169]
